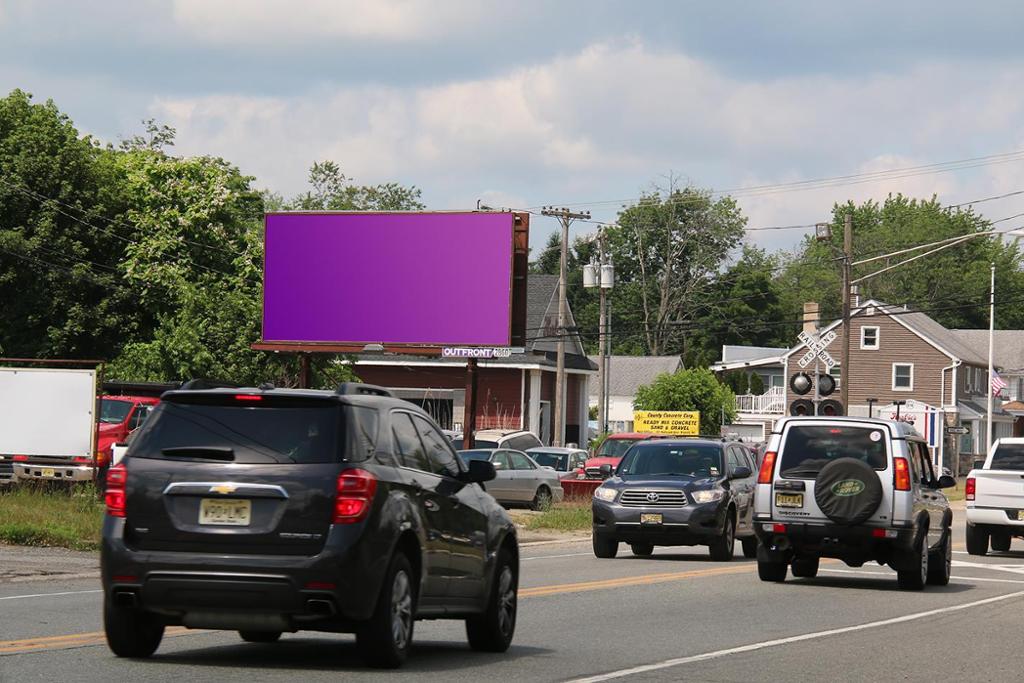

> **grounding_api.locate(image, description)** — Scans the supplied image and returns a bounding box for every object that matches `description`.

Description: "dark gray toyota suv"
[101,384,518,668]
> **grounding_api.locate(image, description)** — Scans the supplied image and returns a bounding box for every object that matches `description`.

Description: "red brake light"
[234,394,262,401]
[966,477,976,501]
[334,469,378,524]
[772,523,787,533]
[894,457,911,491]
[13,455,28,462]
[758,451,777,484]
[105,463,127,517]
[73,456,91,464]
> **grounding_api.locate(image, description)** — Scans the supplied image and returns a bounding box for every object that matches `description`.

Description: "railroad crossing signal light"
[790,372,812,395]
[818,399,844,416]
[817,373,836,396]
[790,399,814,416]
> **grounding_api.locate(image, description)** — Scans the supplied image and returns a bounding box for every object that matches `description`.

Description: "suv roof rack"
[179,378,241,391]
[336,382,393,398]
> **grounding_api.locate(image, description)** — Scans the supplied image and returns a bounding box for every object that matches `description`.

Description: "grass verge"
[520,501,591,533]
[0,483,104,551]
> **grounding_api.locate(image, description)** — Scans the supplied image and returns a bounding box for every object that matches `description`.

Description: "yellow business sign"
[633,410,701,436]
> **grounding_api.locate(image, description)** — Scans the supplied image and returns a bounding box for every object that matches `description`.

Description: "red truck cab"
[583,432,659,479]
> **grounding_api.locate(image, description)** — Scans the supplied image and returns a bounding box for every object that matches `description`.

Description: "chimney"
[803,302,820,335]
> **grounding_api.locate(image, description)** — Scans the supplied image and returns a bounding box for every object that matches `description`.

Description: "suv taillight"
[966,477,976,501]
[105,463,127,517]
[893,457,911,491]
[334,469,378,524]
[757,451,777,484]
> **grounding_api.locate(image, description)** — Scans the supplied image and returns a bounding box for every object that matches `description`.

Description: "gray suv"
[754,417,954,590]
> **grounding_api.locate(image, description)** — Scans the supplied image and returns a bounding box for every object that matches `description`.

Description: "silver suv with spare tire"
[754,417,954,590]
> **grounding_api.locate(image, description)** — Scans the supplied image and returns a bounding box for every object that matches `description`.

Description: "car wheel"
[897,535,928,591]
[104,601,164,658]
[927,531,952,586]
[466,546,518,652]
[357,552,416,668]
[791,555,820,578]
[741,536,758,559]
[239,630,282,643]
[592,534,618,559]
[756,544,787,582]
[530,486,553,511]
[708,513,735,561]
[991,530,1012,552]
[966,524,989,556]
[630,543,654,557]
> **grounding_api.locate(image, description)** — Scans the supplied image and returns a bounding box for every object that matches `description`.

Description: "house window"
[893,363,914,391]
[827,365,841,388]
[860,326,879,350]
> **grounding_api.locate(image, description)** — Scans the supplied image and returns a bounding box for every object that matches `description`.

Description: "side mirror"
[461,459,496,484]
[731,466,752,480]
[937,475,957,489]
[492,461,504,470]
[599,464,613,477]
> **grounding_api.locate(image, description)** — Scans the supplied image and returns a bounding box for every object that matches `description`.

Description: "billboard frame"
[255,210,529,354]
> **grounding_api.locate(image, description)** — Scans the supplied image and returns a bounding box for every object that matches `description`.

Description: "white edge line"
[0,589,102,601]
[567,590,1024,683]
[522,553,593,561]
[819,568,1024,585]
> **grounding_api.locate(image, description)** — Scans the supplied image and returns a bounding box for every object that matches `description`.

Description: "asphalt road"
[3,513,1024,682]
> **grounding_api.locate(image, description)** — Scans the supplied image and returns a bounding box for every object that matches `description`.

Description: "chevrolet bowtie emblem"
[210,484,237,495]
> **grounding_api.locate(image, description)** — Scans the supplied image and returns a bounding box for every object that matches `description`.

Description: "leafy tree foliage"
[288,160,425,211]
[633,368,736,435]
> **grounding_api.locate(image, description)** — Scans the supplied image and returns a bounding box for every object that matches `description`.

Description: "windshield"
[618,444,723,478]
[458,449,494,462]
[529,451,569,471]
[130,399,342,464]
[100,399,134,424]
[598,438,642,458]
[779,425,887,477]
[991,444,1024,470]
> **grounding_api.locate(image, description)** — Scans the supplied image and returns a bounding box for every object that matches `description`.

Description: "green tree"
[602,182,747,355]
[633,368,736,435]
[748,372,765,396]
[289,160,425,211]
[777,195,1024,329]
[0,89,135,359]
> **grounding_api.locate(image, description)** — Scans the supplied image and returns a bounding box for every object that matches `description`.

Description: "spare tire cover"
[814,457,884,525]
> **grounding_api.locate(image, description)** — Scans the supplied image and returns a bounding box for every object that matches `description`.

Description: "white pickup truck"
[965,437,1024,555]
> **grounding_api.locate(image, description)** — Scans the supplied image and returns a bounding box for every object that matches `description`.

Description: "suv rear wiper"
[780,467,821,477]
[160,447,235,461]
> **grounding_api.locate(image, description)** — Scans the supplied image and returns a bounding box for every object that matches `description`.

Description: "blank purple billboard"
[262,212,515,346]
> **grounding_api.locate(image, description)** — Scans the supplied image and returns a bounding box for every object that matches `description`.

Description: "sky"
[4,0,1024,255]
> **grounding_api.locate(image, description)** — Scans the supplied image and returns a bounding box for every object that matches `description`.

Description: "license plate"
[199,498,251,526]
[776,492,804,508]
[1017,510,1024,521]
[640,513,663,525]
[41,468,55,478]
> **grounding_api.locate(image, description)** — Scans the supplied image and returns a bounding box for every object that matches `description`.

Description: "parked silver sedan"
[458,448,565,510]
[525,446,589,480]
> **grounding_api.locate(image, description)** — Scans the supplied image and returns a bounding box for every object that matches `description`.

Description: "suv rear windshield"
[618,444,723,478]
[990,443,1024,470]
[130,398,344,464]
[779,425,887,477]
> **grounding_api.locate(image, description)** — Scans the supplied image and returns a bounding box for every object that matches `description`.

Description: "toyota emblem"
[646,492,660,502]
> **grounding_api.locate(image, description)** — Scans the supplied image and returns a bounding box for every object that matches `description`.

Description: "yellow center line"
[0,627,193,654]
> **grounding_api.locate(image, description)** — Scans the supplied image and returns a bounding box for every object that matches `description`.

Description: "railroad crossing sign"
[796,330,837,369]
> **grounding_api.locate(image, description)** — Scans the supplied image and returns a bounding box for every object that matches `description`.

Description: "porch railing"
[735,386,785,415]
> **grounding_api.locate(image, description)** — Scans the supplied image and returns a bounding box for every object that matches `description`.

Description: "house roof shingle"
[587,355,682,398]
[952,330,1024,371]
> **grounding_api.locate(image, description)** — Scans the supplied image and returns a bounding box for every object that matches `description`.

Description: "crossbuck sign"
[796,330,837,369]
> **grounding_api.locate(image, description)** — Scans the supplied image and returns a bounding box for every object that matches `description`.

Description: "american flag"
[992,372,1008,396]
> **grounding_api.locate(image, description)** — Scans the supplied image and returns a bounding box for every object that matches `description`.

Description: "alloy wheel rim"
[497,566,516,636]
[391,570,412,650]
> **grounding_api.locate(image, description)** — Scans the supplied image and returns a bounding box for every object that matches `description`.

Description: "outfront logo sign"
[442,347,516,359]
[831,480,865,497]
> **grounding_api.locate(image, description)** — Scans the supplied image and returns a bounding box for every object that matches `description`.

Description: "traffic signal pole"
[840,212,852,412]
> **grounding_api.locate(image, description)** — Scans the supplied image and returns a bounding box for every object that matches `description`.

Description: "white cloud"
[171,0,485,44]
[149,39,1024,251]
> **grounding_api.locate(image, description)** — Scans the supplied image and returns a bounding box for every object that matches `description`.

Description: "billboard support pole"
[463,358,479,450]
[298,353,311,389]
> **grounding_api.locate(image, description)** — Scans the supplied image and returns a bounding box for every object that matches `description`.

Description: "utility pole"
[585,232,615,436]
[987,262,996,451]
[840,212,853,412]
[542,206,591,446]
